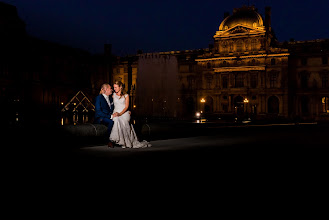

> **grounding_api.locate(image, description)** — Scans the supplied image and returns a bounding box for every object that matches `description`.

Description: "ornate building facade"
[195,6,290,121]
[112,5,329,122]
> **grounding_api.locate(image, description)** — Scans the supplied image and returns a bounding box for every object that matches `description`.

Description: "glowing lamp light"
[196,112,201,117]
[200,98,206,103]
[133,105,136,108]
[243,98,249,103]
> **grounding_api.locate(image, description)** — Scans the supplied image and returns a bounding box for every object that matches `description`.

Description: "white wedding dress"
[110,93,151,148]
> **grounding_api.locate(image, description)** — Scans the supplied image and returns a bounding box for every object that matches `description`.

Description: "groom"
[94,83,115,148]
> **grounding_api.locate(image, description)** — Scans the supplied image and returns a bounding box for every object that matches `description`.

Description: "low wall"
[61,123,108,137]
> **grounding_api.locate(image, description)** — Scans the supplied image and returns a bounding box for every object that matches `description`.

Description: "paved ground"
[2,122,329,219]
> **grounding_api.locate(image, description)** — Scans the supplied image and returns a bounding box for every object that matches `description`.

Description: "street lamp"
[243,98,250,121]
[199,98,206,122]
[200,98,206,113]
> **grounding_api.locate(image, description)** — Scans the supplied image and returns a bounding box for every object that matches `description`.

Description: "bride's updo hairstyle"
[114,80,127,98]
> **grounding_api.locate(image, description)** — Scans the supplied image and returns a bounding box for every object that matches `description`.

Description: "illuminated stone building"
[111,5,329,122]
[195,6,290,121]
[283,39,329,122]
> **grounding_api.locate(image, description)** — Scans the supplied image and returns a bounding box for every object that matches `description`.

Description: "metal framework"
[61,91,95,112]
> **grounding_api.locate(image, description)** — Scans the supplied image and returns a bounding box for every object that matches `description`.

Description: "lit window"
[322,97,329,113]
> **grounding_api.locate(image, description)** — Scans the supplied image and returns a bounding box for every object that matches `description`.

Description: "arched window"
[222,41,228,53]
[269,71,278,88]
[234,96,244,116]
[222,75,228,88]
[271,58,276,65]
[300,71,309,88]
[322,97,329,113]
[205,96,214,113]
[250,74,257,88]
[187,75,195,90]
[235,73,244,88]
[301,96,309,115]
[251,39,257,51]
[236,40,243,52]
[205,74,213,89]
[301,57,308,66]
[268,96,279,114]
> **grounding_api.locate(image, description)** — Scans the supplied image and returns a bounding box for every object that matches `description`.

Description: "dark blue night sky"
[2,0,329,56]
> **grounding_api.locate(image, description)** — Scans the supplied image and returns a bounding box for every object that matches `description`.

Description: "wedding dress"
[109,93,151,148]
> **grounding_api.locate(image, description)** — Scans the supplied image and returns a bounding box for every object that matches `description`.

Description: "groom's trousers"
[97,118,114,137]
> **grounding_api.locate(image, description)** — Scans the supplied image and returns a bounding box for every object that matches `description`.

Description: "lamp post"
[243,97,250,120]
[200,98,206,122]
[200,98,206,112]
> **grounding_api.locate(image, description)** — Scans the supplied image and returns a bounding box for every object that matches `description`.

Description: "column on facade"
[228,95,232,112]
[215,95,220,112]
[261,95,266,114]
[282,94,289,117]
[279,95,283,115]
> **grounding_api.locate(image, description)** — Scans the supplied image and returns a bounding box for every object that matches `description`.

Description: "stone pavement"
[2,122,329,219]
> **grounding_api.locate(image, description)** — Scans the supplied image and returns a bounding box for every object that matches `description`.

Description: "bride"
[109,80,151,148]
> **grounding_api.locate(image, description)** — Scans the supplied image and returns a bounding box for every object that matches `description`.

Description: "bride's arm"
[118,95,129,116]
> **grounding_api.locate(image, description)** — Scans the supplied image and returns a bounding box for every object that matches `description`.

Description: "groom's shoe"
[108,141,114,148]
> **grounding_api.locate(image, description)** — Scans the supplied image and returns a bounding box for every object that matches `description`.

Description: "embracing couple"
[94,81,151,148]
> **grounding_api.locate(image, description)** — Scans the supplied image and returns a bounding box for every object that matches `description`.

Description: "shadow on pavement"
[2,122,329,219]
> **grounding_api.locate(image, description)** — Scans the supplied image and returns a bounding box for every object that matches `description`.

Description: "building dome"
[219,6,264,31]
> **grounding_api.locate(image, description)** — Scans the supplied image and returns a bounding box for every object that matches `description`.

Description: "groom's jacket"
[94,94,114,123]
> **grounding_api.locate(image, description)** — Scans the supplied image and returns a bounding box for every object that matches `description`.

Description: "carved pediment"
[214,24,265,38]
[229,26,250,34]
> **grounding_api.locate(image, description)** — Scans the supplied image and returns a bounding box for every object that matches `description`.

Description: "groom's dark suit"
[94,94,114,137]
